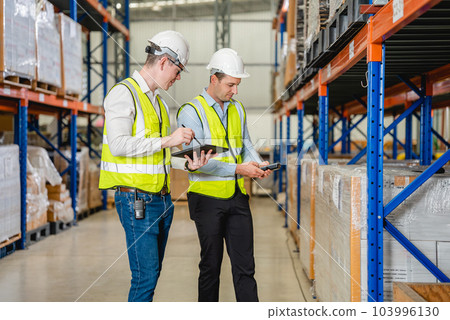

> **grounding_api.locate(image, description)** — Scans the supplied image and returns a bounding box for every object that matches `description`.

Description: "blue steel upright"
[392,115,398,160]
[342,116,347,154]
[124,0,130,78]
[366,38,385,302]
[102,0,109,210]
[273,118,278,198]
[278,116,283,211]
[285,112,290,228]
[318,84,329,165]
[14,100,28,249]
[297,101,304,230]
[405,109,413,159]
[71,110,78,223]
[70,0,77,20]
[420,75,432,165]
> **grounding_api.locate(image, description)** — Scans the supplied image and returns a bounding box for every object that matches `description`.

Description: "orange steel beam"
[0,85,104,115]
[371,0,442,43]
[84,0,129,37]
[281,0,445,116]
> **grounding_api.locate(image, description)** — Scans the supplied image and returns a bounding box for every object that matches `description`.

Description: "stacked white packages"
[35,0,61,87]
[0,145,21,242]
[1,0,36,79]
[59,13,82,95]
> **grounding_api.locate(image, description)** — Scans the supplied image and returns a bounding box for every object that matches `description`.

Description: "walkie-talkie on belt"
[134,189,145,219]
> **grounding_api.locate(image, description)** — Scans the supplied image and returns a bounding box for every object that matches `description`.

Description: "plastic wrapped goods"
[314,165,450,301]
[54,147,89,213]
[287,154,300,246]
[27,146,62,186]
[35,0,61,87]
[0,145,21,243]
[1,0,36,80]
[58,13,82,95]
[88,161,103,209]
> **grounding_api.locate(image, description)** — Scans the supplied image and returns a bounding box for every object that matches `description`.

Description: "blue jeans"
[115,190,174,302]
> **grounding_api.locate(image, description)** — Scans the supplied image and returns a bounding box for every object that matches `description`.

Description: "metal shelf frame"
[274,0,450,301]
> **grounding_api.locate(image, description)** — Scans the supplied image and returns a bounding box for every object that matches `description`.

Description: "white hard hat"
[206,48,250,78]
[148,30,190,72]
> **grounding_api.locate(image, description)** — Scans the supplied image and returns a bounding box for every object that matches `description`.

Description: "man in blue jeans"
[99,30,213,301]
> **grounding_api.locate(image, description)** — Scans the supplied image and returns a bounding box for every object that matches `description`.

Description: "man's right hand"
[235,161,265,178]
[161,127,194,148]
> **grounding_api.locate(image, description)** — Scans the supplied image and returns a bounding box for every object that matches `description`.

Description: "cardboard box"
[170,168,189,201]
[46,183,66,194]
[48,190,70,202]
[88,164,103,209]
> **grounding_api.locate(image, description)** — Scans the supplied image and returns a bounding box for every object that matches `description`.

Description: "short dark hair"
[144,42,171,66]
[210,72,226,83]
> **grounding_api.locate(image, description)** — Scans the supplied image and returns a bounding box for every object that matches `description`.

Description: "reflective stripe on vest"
[177,95,247,199]
[99,78,171,193]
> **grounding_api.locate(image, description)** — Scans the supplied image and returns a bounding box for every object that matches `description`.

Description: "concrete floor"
[0,197,307,302]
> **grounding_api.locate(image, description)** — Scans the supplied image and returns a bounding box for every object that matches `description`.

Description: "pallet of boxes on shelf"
[26,146,65,242]
[33,0,61,95]
[0,0,36,88]
[88,161,103,210]
[287,153,300,247]
[57,13,82,100]
[299,156,351,282]
[54,147,89,216]
[313,164,450,301]
[0,145,21,253]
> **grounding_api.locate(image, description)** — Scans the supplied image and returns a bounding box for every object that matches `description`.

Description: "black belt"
[117,186,168,196]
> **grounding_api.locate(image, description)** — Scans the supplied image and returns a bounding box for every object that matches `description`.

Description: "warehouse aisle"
[0,196,305,302]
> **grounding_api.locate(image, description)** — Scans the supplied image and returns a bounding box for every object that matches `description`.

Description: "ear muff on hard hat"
[206,48,250,79]
[147,30,190,72]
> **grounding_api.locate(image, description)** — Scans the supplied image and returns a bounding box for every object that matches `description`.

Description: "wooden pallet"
[0,73,32,89]
[57,88,80,101]
[0,233,21,249]
[31,80,58,95]
[394,282,450,302]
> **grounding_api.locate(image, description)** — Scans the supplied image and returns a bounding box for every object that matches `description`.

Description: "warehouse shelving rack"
[0,0,129,250]
[273,0,450,301]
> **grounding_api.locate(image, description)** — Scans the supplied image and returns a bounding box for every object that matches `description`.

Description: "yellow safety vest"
[177,95,246,199]
[99,78,171,193]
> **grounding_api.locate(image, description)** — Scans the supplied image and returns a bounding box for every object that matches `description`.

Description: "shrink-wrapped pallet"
[305,0,329,49]
[0,0,36,84]
[35,0,61,89]
[26,146,62,231]
[0,145,21,243]
[88,161,103,209]
[287,154,299,246]
[58,13,82,97]
[314,165,450,301]
[54,147,89,214]
[299,157,352,281]
[46,182,73,223]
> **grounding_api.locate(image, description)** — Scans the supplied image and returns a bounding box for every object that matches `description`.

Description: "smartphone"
[260,162,281,171]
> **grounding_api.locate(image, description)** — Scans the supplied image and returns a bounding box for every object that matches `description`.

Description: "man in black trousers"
[177,48,272,301]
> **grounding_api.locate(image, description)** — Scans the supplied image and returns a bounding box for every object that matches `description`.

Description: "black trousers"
[187,189,258,302]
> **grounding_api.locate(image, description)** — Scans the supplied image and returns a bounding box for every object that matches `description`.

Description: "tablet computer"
[171,144,229,159]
